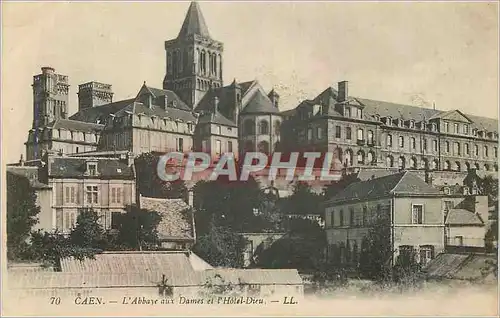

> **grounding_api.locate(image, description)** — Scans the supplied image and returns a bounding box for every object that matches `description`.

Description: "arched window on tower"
[212,54,217,76]
[259,120,269,135]
[200,50,206,74]
[172,51,179,75]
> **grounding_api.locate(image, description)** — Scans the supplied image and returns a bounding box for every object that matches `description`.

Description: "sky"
[1,1,498,164]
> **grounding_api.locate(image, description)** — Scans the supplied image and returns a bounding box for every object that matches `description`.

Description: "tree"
[114,205,162,250]
[134,152,188,199]
[192,222,247,268]
[28,230,99,270]
[480,175,498,250]
[70,208,105,249]
[254,218,326,270]
[6,171,40,260]
[282,182,322,216]
[358,213,392,280]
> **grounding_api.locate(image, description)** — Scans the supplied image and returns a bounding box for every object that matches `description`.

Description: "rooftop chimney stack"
[214,95,219,113]
[338,81,348,102]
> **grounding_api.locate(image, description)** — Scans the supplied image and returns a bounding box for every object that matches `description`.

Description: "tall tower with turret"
[163,1,223,108]
[32,66,69,128]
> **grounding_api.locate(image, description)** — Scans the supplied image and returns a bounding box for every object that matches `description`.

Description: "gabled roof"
[292,86,498,132]
[424,253,497,282]
[69,98,136,124]
[241,89,280,115]
[6,166,51,189]
[136,84,191,111]
[178,1,211,39]
[48,157,134,179]
[197,111,236,127]
[445,209,484,226]
[328,171,441,203]
[428,109,473,123]
[139,197,194,241]
[46,118,104,133]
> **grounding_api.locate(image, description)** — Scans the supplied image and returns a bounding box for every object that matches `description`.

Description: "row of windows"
[334,126,374,143]
[56,209,113,232]
[327,204,424,228]
[385,134,497,158]
[243,119,281,135]
[202,139,233,154]
[64,186,123,205]
[384,155,498,172]
[52,130,98,143]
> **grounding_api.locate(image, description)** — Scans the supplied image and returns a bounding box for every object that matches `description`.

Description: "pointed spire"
[178,1,211,39]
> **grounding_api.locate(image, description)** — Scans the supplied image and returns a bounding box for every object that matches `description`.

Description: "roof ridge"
[389,170,409,194]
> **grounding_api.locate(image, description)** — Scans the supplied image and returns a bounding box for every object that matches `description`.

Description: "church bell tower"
[163,1,224,109]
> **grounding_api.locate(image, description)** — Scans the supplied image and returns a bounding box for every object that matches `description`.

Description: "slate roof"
[123,102,195,123]
[7,166,51,189]
[69,98,136,123]
[423,253,496,282]
[178,1,211,39]
[292,86,498,132]
[141,85,192,111]
[328,171,441,203]
[48,157,134,179]
[45,118,104,132]
[139,197,194,241]
[197,111,236,127]
[445,209,484,226]
[241,89,280,114]
[8,271,199,289]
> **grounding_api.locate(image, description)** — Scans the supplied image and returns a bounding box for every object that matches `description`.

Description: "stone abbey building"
[13,2,498,234]
[24,2,498,174]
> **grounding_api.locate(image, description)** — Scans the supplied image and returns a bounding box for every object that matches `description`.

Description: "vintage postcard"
[1,1,498,316]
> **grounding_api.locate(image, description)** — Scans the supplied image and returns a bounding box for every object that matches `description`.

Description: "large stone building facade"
[13,2,498,236]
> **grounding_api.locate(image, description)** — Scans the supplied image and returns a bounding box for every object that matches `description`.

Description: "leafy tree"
[70,208,105,249]
[254,218,326,270]
[282,182,322,216]
[6,171,40,260]
[193,176,268,234]
[358,212,392,280]
[134,152,188,199]
[480,175,498,250]
[114,205,162,250]
[28,230,100,270]
[192,221,247,268]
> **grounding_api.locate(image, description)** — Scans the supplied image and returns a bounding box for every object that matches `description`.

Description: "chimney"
[213,95,219,113]
[164,94,169,109]
[338,81,348,102]
[19,154,25,166]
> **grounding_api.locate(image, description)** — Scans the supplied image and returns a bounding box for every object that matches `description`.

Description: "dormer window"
[87,162,98,176]
[345,107,351,117]
[386,117,392,126]
[374,114,380,122]
[409,120,415,129]
[463,124,469,135]
[443,187,450,195]
[431,123,437,132]
[443,122,449,133]
[398,119,403,127]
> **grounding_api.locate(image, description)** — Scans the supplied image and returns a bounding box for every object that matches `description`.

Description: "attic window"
[409,120,415,128]
[116,168,122,173]
[87,162,98,176]
[398,119,403,127]
[443,187,450,195]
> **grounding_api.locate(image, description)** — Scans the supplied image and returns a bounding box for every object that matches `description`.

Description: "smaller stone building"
[324,171,489,267]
